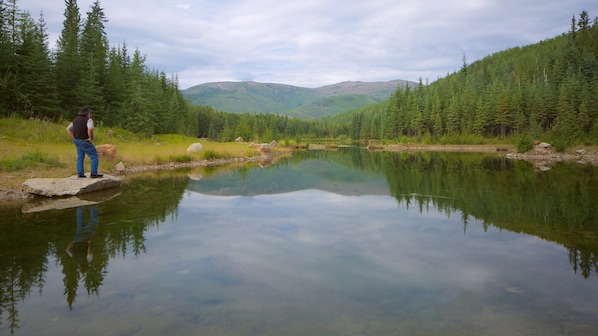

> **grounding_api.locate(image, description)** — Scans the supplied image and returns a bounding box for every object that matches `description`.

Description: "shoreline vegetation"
[1,118,597,204]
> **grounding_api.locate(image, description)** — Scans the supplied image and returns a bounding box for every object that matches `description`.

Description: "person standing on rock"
[66,107,103,178]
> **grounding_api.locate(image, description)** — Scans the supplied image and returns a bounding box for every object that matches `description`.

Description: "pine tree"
[55,0,81,117]
[0,0,11,115]
[77,0,108,120]
[429,90,443,136]
[527,86,544,136]
[384,89,402,139]
[14,11,58,118]
[494,86,512,138]
[103,46,126,125]
[446,96,461,135]
[472,98,487,135]
[0,0,19,115]
[123,49,153,136]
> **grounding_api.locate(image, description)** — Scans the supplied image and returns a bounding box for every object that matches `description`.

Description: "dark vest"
[72,116,89,140]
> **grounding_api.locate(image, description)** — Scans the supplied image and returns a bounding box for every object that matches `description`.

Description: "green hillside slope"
[183,80,413,118]
[287,94,380,119]
[184,81,321,114]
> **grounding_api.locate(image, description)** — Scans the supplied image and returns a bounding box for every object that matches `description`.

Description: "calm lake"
[1,148,597,335]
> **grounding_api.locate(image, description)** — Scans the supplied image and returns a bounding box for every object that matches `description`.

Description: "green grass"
[153,154,194,164]
[201,149,231,160]
[0,117,71,143]
[0,151,66,172]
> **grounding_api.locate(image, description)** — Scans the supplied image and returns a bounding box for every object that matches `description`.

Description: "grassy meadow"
[0,118,265,190]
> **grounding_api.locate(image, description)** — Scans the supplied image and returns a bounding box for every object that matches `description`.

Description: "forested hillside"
[336,11,598,149]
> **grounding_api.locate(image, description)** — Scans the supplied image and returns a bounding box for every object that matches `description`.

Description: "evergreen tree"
[14,11,58,118]
[122,49,153,136]
[527,85,545,136]
[430,91,443,136]
[471,98,486,135]
[166,79,188,134]
[77,0,108,120]
[54,0,81,117]
[0,0,19,115]
[446,96,461,135]
[104,46,126,125]
[494,84,512,138]
[384,89,401,139]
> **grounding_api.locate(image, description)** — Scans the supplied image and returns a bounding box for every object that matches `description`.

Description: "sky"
[16,0,598,89]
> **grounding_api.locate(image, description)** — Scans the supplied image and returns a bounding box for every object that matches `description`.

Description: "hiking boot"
[90,173,104,178]
[78,174,86,178]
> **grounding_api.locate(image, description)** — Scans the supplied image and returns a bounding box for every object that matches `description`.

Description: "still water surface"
[1,149,597,335]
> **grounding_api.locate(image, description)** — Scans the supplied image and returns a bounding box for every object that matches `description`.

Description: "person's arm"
[87,119,94,142]
[66,123,74,139]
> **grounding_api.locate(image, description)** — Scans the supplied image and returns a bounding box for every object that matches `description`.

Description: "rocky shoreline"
[2,145,598,204]
[0,155,277,203]
[0,188,34,202]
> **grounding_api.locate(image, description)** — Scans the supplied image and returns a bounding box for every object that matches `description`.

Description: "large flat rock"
[22,174,122,197]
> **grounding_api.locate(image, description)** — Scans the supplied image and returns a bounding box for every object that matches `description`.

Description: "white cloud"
[16,0,598,88]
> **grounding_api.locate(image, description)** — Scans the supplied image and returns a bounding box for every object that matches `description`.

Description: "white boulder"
[187,143,203,153]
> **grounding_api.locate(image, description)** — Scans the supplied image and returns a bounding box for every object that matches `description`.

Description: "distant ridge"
[315,80,411,98]
[182,80,414,119]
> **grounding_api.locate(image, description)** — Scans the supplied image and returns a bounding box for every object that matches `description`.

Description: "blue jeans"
[74,206,99,243]
[74,139,99,175]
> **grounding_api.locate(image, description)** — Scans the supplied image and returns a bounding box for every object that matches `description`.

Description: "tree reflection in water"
[0,174,188,333]
[0,150,597,333]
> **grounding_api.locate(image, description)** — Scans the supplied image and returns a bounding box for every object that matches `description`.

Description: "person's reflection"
[64,205,105,309]
[66,205,99,265]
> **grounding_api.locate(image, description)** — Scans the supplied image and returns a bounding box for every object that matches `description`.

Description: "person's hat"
[78,106,91,116]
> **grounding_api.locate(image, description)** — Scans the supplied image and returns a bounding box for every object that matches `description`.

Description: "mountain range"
[182,80,414,119]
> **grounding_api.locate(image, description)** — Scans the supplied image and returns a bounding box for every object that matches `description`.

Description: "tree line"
[2,2,597,147]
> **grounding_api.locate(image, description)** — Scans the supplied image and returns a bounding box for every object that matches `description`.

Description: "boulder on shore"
[96,144,117,159]
[187,143,203,153]
[21,174,122,197]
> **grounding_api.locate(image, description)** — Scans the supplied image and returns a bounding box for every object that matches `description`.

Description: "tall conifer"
[77,0,108,120]
[55,0,81,117]
[0,0,19,114]
[15,11,58,118]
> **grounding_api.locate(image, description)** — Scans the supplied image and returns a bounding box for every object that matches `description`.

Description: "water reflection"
[64,206,103,309]
[0,149,597,335]
[66,206,99,263]
[186,149,598,281]
[21,187,121,213]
